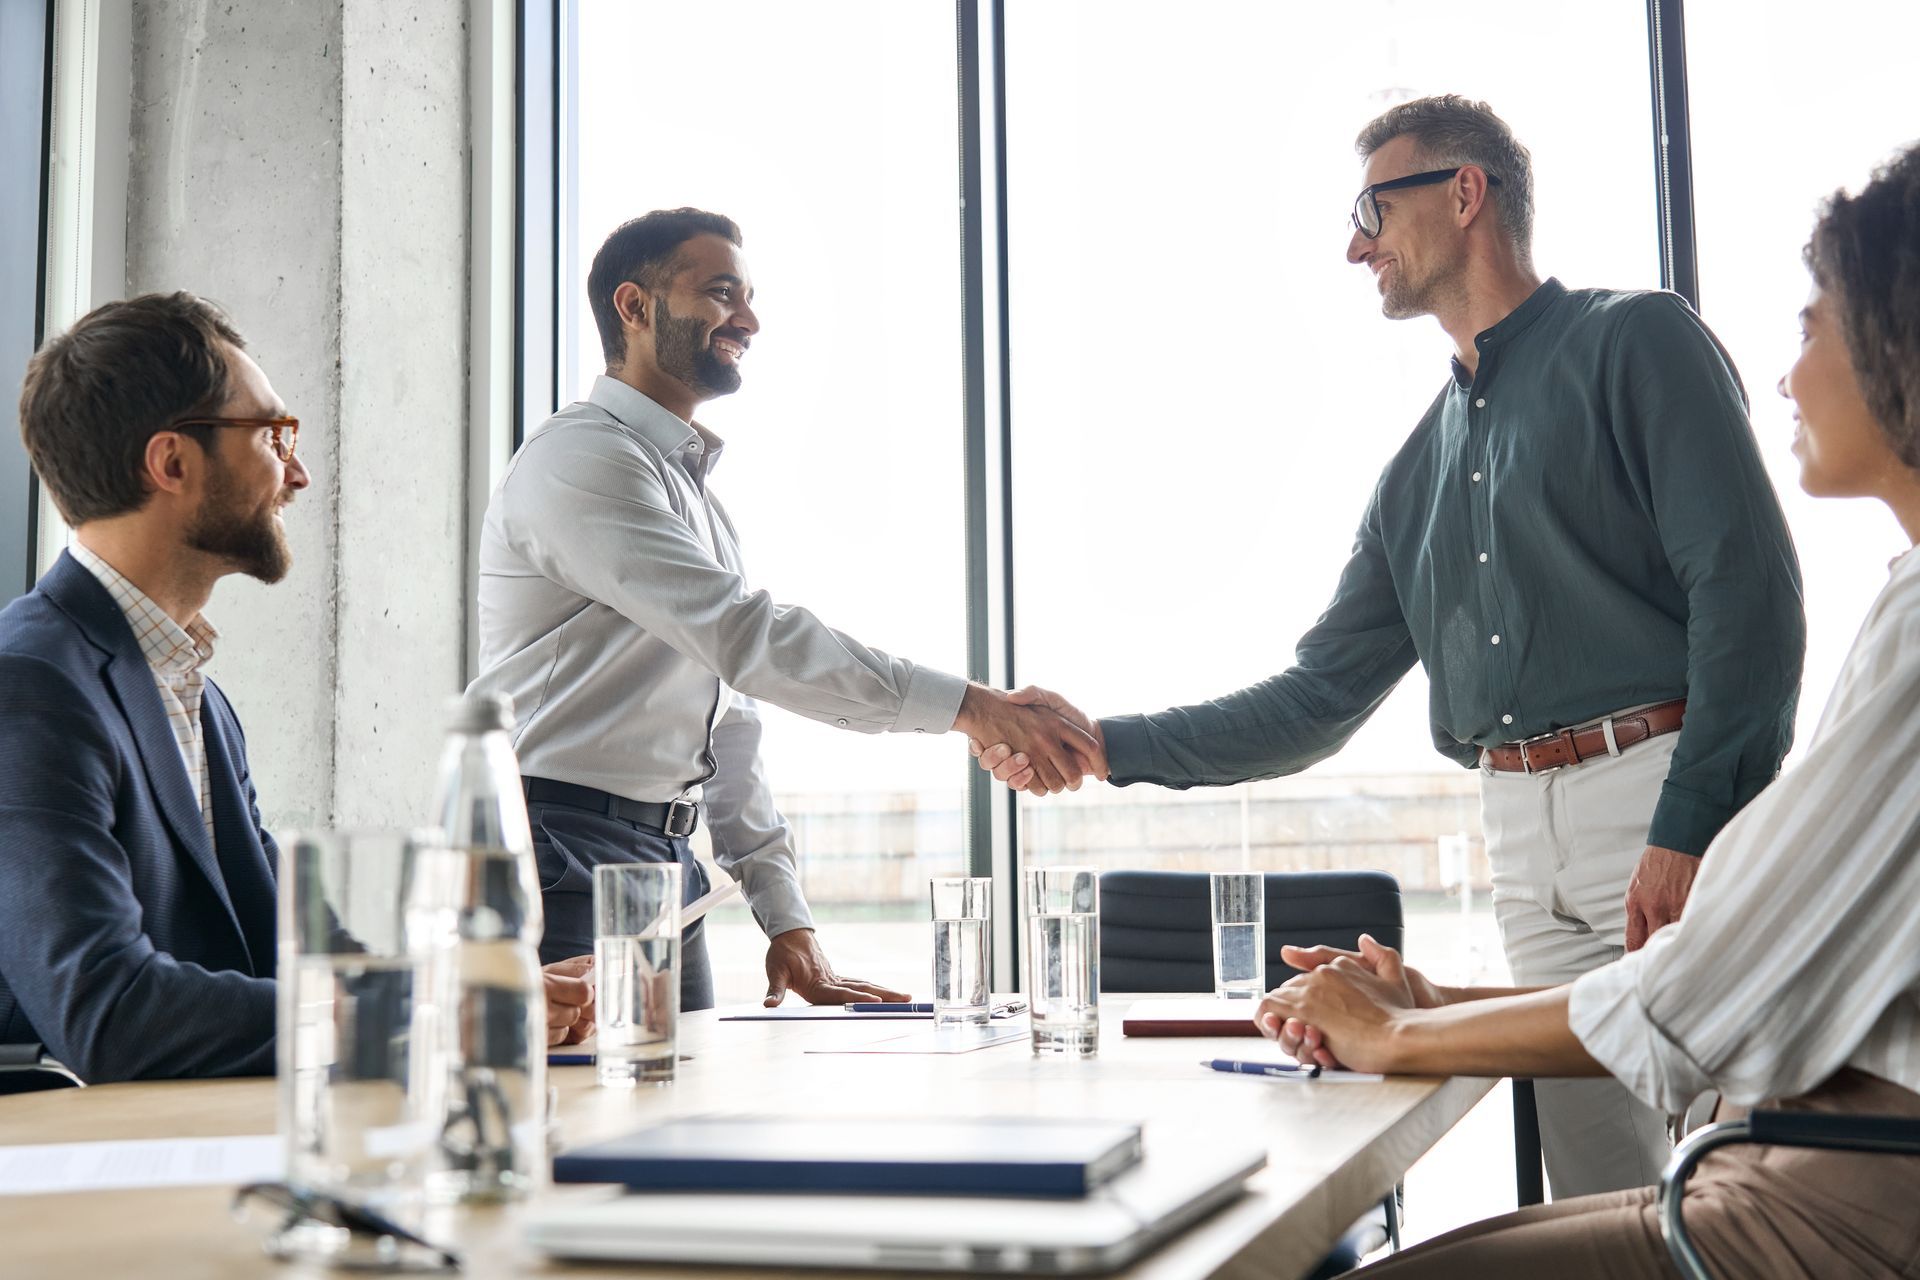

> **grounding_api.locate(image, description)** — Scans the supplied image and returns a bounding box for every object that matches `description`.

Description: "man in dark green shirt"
[975,96,1804,1198]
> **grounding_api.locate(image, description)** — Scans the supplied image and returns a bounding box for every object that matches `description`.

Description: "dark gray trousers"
[527,799,716,1012]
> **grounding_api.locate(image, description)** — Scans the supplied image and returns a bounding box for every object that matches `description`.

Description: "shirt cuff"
[1646,783,1734,857]
[734,857,816,938]
[892,666,967,735]
[1097,714,1152,786]
[1567,939,1710,1114]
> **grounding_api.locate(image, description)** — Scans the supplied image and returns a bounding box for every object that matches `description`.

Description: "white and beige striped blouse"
[1570,546,1920,1111]
[70,541,219,843]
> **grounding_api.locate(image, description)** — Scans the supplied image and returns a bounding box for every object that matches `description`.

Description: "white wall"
[123,0,472,830]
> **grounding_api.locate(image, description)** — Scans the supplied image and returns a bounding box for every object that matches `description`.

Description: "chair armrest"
[1662,1110,1920,1280]
[0,1042,86,1092]
[1748,1109,1920,1154]
[0,1042,52,1068]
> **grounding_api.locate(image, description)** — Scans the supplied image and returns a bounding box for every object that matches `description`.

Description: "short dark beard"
[652,294,743,398]
[186,454,292,583]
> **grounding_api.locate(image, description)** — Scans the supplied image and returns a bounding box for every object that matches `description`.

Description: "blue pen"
[847,1001,934,1013]
[548,1051,595,1066]
[1201,1057,1321,1080]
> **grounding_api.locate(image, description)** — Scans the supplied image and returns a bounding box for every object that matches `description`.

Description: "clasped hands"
[1253,934,1450,1074]
[959,684,1107,795]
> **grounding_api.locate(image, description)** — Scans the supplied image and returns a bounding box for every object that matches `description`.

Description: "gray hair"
[1355,95,1535,255]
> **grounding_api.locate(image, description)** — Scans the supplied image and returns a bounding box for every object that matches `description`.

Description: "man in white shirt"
[469,209,1101,1010]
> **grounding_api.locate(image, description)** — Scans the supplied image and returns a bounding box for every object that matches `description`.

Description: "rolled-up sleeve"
[500,424,965,735]
[1569,613,1920,1112]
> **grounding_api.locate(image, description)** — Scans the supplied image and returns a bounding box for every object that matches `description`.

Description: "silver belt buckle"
[663,799,699,838]
[1519,729,1563,776]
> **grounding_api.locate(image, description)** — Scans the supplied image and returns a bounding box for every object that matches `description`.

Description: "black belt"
[522,777,700,837]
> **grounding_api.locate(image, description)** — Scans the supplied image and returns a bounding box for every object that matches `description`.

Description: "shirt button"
[1471,471,1482,483]
[1502,714,1514,726]
[914,728,925,734]
[836,718,849,727]
[1491,634,1501,645]
[1475,398,1487,408]
[1478,552,1489,563]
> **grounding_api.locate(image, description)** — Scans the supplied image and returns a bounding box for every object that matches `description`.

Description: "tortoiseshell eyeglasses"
[170,416,300,463]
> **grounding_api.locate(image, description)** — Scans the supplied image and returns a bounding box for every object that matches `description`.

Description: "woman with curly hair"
[1261,141,1920,1278]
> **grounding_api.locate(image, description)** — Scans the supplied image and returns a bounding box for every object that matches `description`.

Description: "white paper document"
[682,877,739,927]
[0,1134,282,1196]
[804,1025,1029,1055]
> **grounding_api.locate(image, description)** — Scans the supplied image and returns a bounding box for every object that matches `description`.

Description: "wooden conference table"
[0,999,1493,1280]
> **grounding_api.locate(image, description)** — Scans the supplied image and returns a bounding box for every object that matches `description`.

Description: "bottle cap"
[446,691,515,735]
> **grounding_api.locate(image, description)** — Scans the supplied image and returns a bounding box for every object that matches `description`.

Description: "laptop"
[525,1135,1267,1275]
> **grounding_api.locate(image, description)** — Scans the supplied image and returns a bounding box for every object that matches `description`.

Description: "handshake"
[954,684,1107,796]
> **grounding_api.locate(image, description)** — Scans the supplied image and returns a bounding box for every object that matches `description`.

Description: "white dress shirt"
[1569,547,1920,1112]
[70,542,219,843]
[471,376,967,936]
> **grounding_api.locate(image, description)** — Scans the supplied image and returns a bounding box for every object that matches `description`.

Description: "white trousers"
[1479,730,1678,1200]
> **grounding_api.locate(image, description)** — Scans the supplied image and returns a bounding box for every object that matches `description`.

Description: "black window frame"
[1,0,56,605]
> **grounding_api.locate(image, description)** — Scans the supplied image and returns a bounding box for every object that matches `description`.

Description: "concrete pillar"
[125,0,469,830]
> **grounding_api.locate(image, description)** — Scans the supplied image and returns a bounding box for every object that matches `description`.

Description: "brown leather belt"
[1482,698,1687,774]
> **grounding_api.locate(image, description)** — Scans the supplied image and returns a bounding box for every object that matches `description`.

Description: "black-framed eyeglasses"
[170,415,300,464]
[231,1181,462,1273]
[1351,167,1503,239]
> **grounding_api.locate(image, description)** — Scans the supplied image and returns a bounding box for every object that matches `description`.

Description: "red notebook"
[1120,998,1265,1037]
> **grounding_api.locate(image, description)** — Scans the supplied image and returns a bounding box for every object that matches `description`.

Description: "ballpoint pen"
[847,1000,1030,1016]
[1201,1057,1322,1080]
[847,1002,935,1013]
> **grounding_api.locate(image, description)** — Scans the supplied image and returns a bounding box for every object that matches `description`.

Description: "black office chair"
[1659,1110,1920,1279]
[1099,869,1403,1278]
[0,1042,85,1095]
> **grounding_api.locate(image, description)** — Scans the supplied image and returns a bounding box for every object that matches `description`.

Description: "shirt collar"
[1449,277,1567,385]
[587,375,727,471]
[69,541,218,677]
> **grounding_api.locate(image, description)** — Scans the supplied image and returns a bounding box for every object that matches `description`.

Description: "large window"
[571,1,968,1003]
[1688,0,1920,752]
[1004,0,1659,985]
[556,2,1882,1009]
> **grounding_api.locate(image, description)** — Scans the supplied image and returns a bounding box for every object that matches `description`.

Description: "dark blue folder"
[551,1114,1144,1197]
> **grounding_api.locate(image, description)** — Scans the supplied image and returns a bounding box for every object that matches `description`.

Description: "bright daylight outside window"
[572,1,966,1005]
[1005,0,1659,989]
[1689,0,1920,754]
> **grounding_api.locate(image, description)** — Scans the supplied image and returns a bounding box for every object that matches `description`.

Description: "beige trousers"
[1355,1069,1920,1278]
[1478,730,1680,1198]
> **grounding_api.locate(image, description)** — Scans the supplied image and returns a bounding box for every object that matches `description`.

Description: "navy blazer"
[0,552,278,1082]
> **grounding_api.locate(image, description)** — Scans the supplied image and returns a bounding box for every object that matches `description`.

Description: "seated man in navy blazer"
[0,292,594,1084]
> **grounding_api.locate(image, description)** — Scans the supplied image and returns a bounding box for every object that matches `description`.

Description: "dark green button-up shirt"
[1102,279,1805,857]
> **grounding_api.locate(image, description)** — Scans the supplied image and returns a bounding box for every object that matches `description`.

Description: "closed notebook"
[551,1115,1144,1197]
[1120,999,1264,1038]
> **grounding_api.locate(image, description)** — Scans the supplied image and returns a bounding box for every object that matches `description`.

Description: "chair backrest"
[1099,870,1403,993]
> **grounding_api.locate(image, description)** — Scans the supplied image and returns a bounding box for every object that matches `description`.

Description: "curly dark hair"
[588,208,742,368]
[1806,142,1920,469]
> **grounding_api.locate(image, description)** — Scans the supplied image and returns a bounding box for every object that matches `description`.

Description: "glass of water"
[1025,866,1099,1056]
[929,877,992,1025]
[1210,872,1267,999]
[277,830,447,1246]
[593,863,682,1087]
